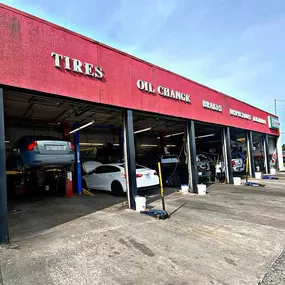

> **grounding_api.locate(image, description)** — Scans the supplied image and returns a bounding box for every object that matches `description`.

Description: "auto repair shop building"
[0,3,283,243]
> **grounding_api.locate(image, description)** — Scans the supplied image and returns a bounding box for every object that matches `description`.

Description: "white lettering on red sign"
[158,86,190,103]
[51,52,103,79]
[229,109,251,120]
[202,100,222,112]
[253,116,267,125]
[136,80,190,103]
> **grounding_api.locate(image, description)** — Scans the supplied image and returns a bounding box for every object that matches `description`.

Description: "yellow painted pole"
[157,162,165,211]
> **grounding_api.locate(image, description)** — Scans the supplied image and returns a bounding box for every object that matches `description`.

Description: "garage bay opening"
[133,112,188,198]
[4,88,127,240]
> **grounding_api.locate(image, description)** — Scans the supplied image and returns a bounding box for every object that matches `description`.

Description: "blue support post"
[73,124,82,195]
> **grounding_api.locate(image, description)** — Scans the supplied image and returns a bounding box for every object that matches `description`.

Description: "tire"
[111,181,124,196]
[17,158,25,172]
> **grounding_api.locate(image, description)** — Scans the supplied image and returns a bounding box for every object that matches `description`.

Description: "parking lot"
[1,180,285,285]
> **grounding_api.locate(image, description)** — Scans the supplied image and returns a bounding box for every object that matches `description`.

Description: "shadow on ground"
[7,186,177,242]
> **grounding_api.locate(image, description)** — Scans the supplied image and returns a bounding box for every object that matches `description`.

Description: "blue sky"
[2,0,285,140]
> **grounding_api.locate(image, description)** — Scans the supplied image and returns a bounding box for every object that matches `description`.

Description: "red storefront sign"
[0,4,279,136]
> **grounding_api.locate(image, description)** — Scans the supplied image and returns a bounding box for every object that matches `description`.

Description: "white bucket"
[233,177,241,186]
[197,184,206,195]
[181,184,189,193]
[255,172,262,179]
[135,196,146,212]
[270,168,276,175]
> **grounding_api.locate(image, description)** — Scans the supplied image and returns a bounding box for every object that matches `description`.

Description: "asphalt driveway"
[1,182,285,285]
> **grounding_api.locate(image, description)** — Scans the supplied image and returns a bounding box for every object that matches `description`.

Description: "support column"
[246,131,255,178]
[263,134,270,174]
[0,88,9,243]
[123,110,137,209]
[73,124,82,195]
[118,128,124,162]
[276,135,285,171]
[222,127,233,184]
[186,121,198,193]
[160,132,166,155]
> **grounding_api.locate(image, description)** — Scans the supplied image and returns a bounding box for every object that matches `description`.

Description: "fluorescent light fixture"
[113,143,120,146]
[79,142,103,146]
[69,120,95,134]
[134,127,152,134]
[157,132,185,139]
[195,134,215,139]
[166,145,176,147]
[141,144,157,147]
[166,132,184,138]
[5,141,10,144]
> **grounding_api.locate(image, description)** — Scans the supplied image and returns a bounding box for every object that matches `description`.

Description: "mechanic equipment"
[158,162,166,211]
[245,181,265,187]
[140,209,169,220]
[159,137,187,188]
[43,168,72,197]
[140,162,169,220]
[262,175,279,180]
[83,188,95,196]
[65,170,73,197]
[244,155,265,187]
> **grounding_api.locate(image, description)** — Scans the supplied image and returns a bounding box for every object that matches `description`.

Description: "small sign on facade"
[268,116,279,129]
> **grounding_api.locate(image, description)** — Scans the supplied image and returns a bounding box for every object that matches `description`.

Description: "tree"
[283,144,285,151]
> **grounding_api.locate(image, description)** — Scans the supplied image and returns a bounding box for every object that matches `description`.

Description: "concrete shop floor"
[7,187,176,242]
[1,183,285,285]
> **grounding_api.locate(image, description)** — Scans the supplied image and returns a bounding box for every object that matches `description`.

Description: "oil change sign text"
[136,79,191,103]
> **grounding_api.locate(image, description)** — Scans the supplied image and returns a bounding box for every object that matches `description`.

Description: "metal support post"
[186,121,198,193]
[160,132,166,154]
[276,135,285,171]
[123,110,137,209]
[222,127,234,184]
[118,129,124,162]
[263,134,270,174]
[246,131,255,178]
[0,88,9,243]
[73,124,82,195]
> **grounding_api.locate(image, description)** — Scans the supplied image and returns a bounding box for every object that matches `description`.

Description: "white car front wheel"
[111,181,124,196]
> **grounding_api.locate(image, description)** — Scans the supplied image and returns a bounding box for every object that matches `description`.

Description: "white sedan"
[82,161,159,195]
